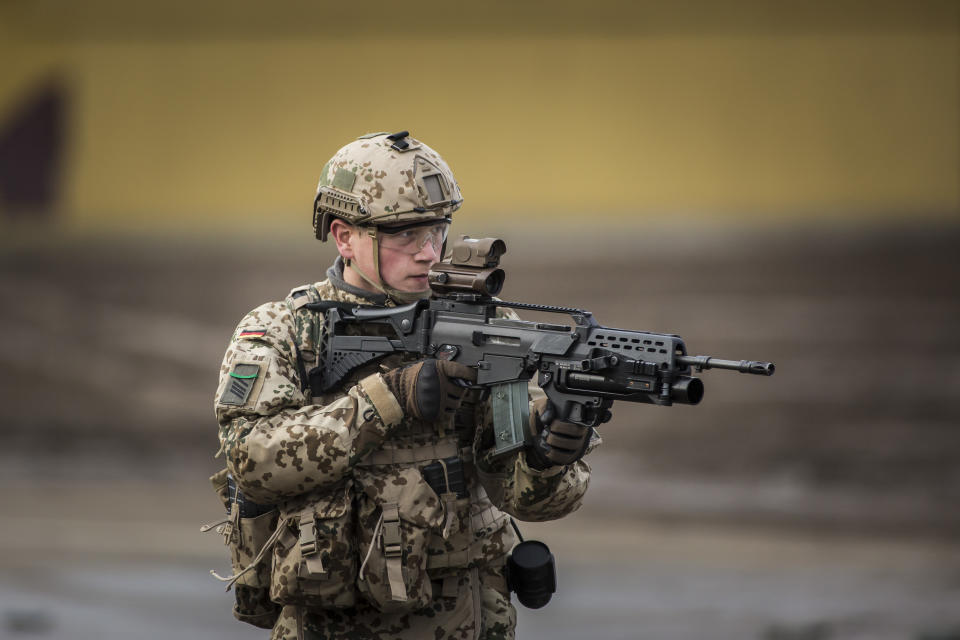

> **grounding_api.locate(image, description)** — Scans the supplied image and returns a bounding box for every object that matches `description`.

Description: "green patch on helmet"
[332,168,357,191]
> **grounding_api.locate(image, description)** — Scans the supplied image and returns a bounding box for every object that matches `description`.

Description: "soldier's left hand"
[526,397,593,469]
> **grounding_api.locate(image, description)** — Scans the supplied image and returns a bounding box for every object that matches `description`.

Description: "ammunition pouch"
[206,469,281,629]
[270,481,357,609]
[421,456,468,499]
[355,465,444,613]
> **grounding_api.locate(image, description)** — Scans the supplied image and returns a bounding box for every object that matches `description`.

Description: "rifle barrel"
[678,355,775,376]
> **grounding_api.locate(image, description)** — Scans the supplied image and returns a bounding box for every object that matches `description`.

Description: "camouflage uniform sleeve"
[214,301,403,504]
[472,307,601,522]
[473,397,600,523]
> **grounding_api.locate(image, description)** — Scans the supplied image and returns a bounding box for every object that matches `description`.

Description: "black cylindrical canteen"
[507,540,557,609]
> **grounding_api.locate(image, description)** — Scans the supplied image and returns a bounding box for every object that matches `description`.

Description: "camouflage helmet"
[313,131,462,241]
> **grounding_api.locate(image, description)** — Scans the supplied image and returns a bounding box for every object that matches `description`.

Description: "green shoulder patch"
[220,363,260,406]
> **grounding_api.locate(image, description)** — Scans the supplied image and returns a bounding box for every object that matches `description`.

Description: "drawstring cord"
[208,516,287,592]
[438,459,457,540]
[358,512,384,582]
[199,517,229,533]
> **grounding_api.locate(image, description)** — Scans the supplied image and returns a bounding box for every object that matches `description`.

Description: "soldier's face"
[345,226,441,292]
[375,231,440,291]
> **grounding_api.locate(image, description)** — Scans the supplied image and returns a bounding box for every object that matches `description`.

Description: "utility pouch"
[355,466,444,613]
[205,469,281,629]
[421,456,468,499]
[270,481,357,609]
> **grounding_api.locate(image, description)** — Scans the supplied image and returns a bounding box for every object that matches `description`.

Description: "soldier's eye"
[389,230,417,245]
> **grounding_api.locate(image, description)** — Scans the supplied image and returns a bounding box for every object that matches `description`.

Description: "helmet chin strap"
[345,230,431,305]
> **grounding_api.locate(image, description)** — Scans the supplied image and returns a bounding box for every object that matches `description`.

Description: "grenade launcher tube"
[563,371,705,405]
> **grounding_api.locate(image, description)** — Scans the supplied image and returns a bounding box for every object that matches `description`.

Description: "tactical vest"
[206,282,513,627]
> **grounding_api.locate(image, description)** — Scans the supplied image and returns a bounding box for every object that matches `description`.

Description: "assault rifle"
[307,236,775,458]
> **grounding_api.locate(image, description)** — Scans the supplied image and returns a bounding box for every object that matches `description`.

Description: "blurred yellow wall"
[1,1,957,232]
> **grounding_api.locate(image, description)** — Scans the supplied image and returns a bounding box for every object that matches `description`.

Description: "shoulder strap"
[284,285,325,393]
[287,284,315,310]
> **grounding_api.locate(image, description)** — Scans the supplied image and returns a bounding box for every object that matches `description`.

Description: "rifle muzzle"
[678,355,775,376]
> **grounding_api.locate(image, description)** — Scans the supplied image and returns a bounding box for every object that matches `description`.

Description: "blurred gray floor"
[1,224,959,638]
[2,479,959,640]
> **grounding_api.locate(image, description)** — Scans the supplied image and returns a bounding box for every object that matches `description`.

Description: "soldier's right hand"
[381,359,478,423]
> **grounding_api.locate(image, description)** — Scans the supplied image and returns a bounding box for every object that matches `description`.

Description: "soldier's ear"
[329,219,356,260]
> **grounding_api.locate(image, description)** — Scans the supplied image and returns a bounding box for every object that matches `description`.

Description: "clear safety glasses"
[377,221,450,255]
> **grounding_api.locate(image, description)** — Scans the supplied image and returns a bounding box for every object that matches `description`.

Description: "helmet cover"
[313,131,462,241]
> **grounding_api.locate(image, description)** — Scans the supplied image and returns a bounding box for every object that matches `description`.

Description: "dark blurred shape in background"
[0,76,67,222]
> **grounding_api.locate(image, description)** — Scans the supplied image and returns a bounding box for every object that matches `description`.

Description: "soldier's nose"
[416,240,440,261]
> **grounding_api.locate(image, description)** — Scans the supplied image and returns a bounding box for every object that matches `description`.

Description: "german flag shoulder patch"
[238,329,267,340]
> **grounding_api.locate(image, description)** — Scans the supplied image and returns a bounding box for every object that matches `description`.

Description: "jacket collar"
[326,256,390,306]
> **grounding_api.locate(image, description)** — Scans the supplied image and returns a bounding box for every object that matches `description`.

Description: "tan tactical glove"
[526,397,593,469]
[381,359,478,423]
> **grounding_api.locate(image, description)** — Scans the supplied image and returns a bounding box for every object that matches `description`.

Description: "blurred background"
[1,1,958,638]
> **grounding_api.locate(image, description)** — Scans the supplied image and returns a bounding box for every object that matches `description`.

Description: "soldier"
[213,131,601,640]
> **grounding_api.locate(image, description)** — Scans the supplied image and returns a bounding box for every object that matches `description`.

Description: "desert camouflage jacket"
[213,258,595,635]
